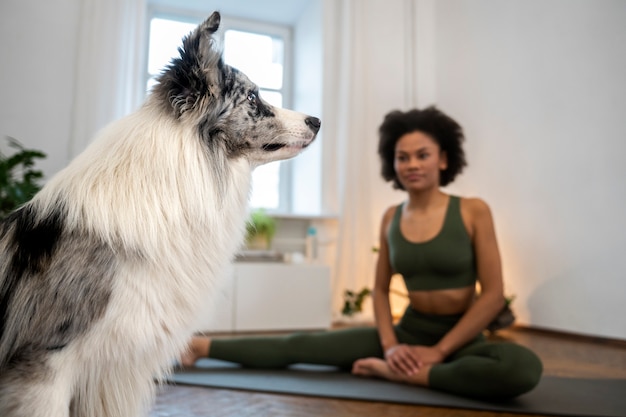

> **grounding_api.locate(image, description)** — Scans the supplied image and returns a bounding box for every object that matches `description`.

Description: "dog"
[0,11,320,417]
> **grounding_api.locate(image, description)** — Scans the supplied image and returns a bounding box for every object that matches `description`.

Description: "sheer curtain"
[321,0,376,319]
[68,0,147,158]
[321,0,434,319]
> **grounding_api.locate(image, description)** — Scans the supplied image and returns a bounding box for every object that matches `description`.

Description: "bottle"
[305,226,317,263]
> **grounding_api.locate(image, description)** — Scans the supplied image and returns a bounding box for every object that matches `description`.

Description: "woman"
[182,107,543,399]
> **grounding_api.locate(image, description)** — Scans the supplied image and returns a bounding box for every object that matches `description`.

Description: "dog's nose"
[305,117,321,134]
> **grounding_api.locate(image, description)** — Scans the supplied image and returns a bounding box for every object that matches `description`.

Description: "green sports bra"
[388,196,477,291]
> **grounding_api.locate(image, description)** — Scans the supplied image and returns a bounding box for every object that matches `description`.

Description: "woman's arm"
[432,198,505,358]
[373,207,397,351]
[374,206,421,375]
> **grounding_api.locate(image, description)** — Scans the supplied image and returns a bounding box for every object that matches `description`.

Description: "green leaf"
[0,136,46,218]
[245,209,277,245]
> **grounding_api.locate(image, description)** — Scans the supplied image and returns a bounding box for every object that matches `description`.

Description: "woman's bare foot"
[180,336,211,367]
[352,357,430,386]
[352,358,403,381]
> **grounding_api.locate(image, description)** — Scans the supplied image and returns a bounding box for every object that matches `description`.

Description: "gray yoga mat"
[170,359,626,417]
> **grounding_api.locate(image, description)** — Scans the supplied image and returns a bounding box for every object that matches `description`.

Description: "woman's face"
[393,131,447,191]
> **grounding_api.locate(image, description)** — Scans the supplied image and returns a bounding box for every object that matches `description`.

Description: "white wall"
[429,0,626,339]
[0,0,81,176]
[320,0,626,338]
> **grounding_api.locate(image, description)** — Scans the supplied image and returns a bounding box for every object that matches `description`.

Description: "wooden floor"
[149,326,626,417]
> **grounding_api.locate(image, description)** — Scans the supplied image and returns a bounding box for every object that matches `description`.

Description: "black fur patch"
[220,63,238,99]
[0,203,116,371]
[6,205,63,277]
[0,205,63,345]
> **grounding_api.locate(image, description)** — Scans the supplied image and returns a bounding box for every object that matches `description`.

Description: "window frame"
[144,6,294,213]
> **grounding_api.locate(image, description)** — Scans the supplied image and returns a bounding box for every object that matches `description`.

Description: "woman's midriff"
[408,285,475,315]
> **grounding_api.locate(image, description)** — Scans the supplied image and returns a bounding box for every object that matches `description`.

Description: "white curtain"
[69,0,147,158]
[321,0,435,318]
[324,0,375,318]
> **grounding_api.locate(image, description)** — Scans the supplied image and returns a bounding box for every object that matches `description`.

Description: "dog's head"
[153,12,320,167]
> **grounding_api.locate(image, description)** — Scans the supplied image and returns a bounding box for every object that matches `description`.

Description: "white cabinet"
[194,263,332,333]
[234,263,331,331]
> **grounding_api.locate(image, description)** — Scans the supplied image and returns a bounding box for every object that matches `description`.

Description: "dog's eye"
[247,92,257,105]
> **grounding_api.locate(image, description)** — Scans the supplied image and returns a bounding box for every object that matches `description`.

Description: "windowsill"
[263,211,339,221]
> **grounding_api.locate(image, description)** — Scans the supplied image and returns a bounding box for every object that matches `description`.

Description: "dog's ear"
[154,12,224,118]
[203,11,221,32]
[194,12,222,71]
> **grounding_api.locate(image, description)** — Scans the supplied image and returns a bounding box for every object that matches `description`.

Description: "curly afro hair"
[378,106,467,189]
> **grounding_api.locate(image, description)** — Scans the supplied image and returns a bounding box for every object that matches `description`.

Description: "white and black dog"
[0,12,319,417]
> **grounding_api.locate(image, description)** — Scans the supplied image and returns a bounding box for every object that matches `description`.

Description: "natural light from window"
[224,30,284,210]
[147,18,197,91]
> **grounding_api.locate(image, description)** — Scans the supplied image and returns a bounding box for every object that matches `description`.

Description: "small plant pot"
[247,235,270,251]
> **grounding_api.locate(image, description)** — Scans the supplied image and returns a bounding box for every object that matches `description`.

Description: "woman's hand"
[385,344,447,376]
[410,345,446,366]
[384,344,422,375]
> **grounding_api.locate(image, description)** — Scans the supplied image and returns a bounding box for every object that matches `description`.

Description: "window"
[145,12,292,211]
[222,29,288,210]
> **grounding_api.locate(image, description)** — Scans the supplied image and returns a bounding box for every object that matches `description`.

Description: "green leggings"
[209,307,543,399]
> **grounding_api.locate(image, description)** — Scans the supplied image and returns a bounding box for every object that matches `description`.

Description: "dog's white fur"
[0,12,319,417]
[39,108,250,416]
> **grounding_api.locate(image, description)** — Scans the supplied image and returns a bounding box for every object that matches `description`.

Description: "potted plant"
[0,136,46,218]
[341,287,372,317]
[486,295,517,333]
[245,209,276,250]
